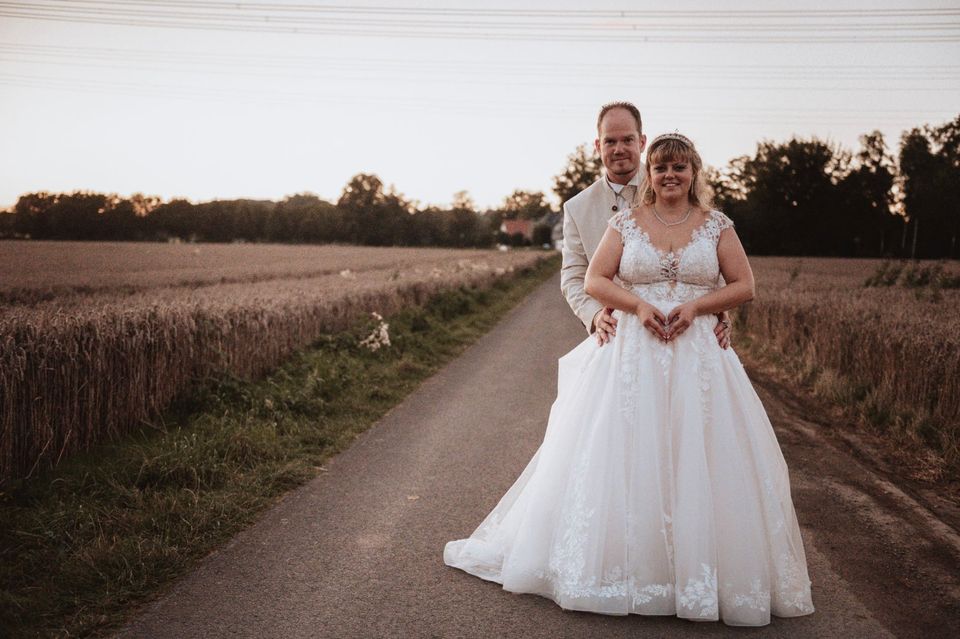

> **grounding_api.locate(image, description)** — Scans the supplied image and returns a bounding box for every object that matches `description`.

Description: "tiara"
[650,131,695,147]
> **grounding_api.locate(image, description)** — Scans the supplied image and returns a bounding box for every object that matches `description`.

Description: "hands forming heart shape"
[600,304,731,349]
[639,301,697,342]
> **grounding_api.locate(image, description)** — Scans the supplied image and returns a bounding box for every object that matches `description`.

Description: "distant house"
[499,219,534,242]
[500,213,564,249]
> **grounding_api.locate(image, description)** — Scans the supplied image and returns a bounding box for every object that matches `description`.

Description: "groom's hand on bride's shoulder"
[593,307,618,346]
[714,311,732,350]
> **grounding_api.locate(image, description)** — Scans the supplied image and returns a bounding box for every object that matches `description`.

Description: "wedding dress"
[443,209,815,626]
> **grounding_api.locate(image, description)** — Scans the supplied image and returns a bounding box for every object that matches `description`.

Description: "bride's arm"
[691,227,756,316]
[584,226,646,314]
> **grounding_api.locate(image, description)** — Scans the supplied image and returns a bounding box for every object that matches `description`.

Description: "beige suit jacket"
[560,168,643,333]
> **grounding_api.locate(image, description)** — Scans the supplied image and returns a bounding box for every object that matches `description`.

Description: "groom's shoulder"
[563,178,604,214]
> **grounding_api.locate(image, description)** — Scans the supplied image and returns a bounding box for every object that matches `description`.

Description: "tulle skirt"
[443,302,815,626]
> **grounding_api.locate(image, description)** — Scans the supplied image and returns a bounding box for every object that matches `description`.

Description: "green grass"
[0,253,560,639]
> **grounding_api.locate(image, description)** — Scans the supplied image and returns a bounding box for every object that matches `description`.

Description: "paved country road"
[117,273,960,639]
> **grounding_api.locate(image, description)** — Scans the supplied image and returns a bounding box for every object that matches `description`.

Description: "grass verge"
[0,253,560,638]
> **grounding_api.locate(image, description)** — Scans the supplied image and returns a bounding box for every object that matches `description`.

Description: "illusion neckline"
[623,209,718,258]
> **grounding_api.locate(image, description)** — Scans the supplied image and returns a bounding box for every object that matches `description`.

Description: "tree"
[704,162,747,213]
[275,193,340,243]
[532,223,554,247]
[336,173,413,246]
[553,143,602,207]
[715,138,851,255]
[837,132,900,256]
[47,192,112,240]
[0,210,16,238]
[13,192,58,238]
[451,190,476,212]
[130,193,161,217]
[929,115,960,258]
[445,191,484,247]
[148,198,196,241]
[500,189,553,220]
[268,194,318,242]
[99,197,140,240]
[899,115,960,258]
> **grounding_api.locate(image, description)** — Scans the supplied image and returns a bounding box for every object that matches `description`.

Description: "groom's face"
[595,108,645,183]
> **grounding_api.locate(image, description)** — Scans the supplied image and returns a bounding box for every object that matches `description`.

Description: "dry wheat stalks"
[739,257,960,466]
[0,248,547,482]
[0,241,517,306]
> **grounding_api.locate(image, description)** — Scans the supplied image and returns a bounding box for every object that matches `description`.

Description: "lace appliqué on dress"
[732,578,771,612]
[609,208,734,304]
[534,562,675,605]
[537,449,674,605]
[547,451,594,586]
[775,552,815,613]
[678,562,719,618]
[689,317,723,435]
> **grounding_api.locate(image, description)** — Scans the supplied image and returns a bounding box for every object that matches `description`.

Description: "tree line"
[0,173,559,249]
[2,115,957,258]
[709,115,959,259]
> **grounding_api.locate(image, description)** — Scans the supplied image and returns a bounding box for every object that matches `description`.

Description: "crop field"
[0,241,534,306]
[0,241,550,482]
[3,242,957,485]
[742,256,960,480]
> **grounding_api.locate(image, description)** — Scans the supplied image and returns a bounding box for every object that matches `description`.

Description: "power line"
[1,12,956,43]
[5,2,959,31]
[1,1,959,43]
[3,55,958,93]
[3,44,958,78]
[2,42,957,98]
[1,71,955,125]
[13,1,960,20]
[3,42,959,75]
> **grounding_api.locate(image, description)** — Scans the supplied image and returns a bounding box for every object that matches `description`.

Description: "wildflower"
[360,312,391,351]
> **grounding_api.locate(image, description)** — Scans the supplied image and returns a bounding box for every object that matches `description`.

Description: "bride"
[443,132,815,627]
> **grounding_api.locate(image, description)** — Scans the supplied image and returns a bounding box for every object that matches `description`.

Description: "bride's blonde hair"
[635,133,714,210]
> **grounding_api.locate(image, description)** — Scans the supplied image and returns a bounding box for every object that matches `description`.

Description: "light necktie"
[613,184,637,212]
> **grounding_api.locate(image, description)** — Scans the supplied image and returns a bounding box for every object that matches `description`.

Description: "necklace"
[652,204,692,227]
[605,177,636,213]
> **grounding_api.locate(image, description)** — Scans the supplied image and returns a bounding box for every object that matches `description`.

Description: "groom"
[560,101,732,348]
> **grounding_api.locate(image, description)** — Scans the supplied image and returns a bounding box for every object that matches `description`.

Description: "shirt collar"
[604,171,640,193]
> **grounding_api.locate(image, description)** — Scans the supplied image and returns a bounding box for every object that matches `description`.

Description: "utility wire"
[1,71,955,123]
[3,45,959,78]
[3,56,957,92]
[3,42,960,75]
[1,1,959,43]
[2,79,949,126]
[12,1,960,19]
[1,13,956,43]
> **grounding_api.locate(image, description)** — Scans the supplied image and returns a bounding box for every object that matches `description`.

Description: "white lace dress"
[443,209,815,626]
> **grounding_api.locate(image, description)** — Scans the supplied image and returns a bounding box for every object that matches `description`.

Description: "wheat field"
[0,241,534,306]
[741,256,960,479]
[0,241,550,483]
[4,243,957,484]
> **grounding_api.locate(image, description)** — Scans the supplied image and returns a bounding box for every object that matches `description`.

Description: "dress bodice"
[608,208,735,304]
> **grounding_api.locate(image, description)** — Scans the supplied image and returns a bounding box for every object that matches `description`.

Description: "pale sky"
[1,1,958,211]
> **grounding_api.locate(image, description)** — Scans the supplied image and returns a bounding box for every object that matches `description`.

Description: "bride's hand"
[635,302,669,341]
[665,301,698,341]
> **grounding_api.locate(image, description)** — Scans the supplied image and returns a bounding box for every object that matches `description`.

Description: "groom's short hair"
[597,102,642,136]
